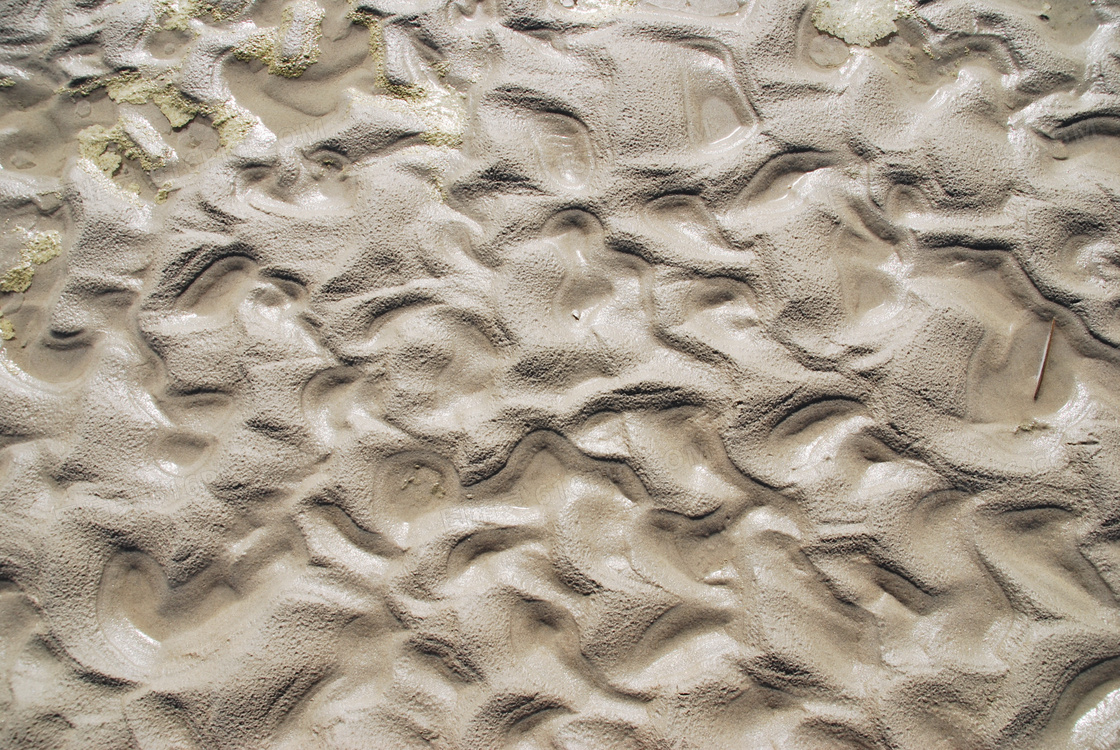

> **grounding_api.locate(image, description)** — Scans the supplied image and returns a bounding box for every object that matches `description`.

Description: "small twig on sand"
[1033,319,1056,401]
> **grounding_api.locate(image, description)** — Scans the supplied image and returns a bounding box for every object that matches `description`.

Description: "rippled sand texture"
[2,0,1120,747]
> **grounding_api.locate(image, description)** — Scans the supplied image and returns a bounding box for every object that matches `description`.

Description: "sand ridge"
[1,0,1120,747]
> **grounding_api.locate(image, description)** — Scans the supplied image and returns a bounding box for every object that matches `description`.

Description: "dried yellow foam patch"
[235,0,324,78]
[101,71,201,129]
[0,229,62,340]
[812,0,916,47]
[21,232,62,265]
[350,13,426,101]
[349,12,465,147]
[63,71,256,149]
[205,101,257,147]
[64,2,318,162]
[563,0,638,18]
[157,0,240,30]
[0,264,34,293]
[78,120,168,176]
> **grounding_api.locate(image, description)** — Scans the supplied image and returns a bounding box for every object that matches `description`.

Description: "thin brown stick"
[1033,319,1056,401]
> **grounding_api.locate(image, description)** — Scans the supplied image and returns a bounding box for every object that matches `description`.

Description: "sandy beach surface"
[2,0,1120,747]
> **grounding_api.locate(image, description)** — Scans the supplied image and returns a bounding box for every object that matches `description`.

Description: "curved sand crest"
[1,0,1120,747]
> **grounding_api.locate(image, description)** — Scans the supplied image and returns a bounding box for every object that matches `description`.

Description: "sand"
[1,0,1119,747]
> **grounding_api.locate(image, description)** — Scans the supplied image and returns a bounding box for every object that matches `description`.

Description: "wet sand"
[1,0,1120,747]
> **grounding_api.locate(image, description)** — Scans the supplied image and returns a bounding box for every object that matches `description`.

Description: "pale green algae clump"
[812,0,916,47]
[0,230,62,341]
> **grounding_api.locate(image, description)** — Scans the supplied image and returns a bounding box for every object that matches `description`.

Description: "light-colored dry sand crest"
[1,0,1120,747]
